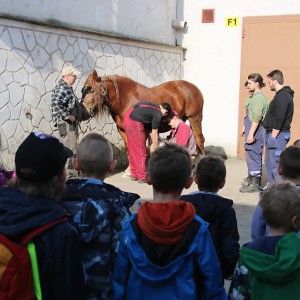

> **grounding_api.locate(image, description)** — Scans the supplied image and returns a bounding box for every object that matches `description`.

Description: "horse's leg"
[188,116,205,155]
[117,127,128,150]
[117,127,131,174]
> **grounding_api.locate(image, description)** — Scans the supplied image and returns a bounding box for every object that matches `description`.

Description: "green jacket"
[228,232,300,300]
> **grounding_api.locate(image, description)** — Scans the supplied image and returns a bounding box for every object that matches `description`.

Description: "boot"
[241,176,251,188]
[239,176,261,193]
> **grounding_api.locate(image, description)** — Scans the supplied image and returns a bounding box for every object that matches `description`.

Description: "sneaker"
[131,177,138,181]
[138,179,146,184]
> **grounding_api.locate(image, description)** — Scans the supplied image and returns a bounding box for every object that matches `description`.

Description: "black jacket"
[263,86,294,132]
[180,192,240,279]
[0,187,86,300]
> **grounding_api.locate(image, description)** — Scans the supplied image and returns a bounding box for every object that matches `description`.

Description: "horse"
[81,70,205,154]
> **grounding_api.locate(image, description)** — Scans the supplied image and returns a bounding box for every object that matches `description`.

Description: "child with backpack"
[113,144,226,300]
[0,132,86,300]
[60,133,140,300]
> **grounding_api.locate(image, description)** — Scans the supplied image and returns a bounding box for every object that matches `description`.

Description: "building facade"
[0,0,300,169]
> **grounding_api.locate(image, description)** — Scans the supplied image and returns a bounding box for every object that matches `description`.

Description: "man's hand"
[246,135,255,144]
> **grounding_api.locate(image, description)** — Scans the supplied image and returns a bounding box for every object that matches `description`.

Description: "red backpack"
[0,218,66,300]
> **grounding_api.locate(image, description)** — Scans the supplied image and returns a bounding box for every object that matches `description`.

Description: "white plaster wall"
[182,0,300,156]
[0,0,177,45]
[0,18,182,170]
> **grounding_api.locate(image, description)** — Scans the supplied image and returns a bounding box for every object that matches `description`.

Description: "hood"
[241,232,300,284]
[137,201,195,244]
[0,187,67,237]
[62,178,139,209]
[180,192,233,223]
[277,86,294,97]
[124,214,208,283]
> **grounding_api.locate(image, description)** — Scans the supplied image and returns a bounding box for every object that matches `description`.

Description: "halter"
[82,76,120,116]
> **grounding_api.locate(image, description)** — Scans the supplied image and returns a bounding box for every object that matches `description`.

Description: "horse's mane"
[96,75,142,116]
[94,75,121,116]
[90,74,148,117]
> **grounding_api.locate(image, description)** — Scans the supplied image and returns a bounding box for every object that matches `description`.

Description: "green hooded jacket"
[229,232,300,300]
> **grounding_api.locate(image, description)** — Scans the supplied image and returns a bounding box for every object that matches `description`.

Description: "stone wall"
[0,18,183,170]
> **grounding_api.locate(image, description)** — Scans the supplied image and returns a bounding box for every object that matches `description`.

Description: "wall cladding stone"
[0,18,183,170]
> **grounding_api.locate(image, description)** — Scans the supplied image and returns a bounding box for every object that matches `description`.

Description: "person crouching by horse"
[164,114,198,157]
[123,100,172,183]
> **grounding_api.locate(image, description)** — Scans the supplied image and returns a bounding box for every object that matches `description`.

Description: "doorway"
[238,15,300,158]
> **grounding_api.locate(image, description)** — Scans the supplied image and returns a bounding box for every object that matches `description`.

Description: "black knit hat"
[15,132,73,181]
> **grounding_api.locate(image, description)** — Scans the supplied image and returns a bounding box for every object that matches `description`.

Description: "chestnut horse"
[82,70,205,154]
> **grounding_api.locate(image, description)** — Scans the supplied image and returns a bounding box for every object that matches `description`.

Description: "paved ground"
[106,157,262,246]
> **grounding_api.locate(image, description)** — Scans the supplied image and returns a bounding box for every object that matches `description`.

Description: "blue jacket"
[61,178,140,300]
[0,186,86,300]
[113,214,227,300]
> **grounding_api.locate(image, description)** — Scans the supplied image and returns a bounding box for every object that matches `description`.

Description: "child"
[0,132,86,299]
[229,183,300,300]
[113,144,226,300]
[251,145,300,240]
[60,133,140,300]
[181,155,240,279]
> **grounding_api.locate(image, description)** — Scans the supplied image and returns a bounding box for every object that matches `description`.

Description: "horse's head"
[81,70,105,116]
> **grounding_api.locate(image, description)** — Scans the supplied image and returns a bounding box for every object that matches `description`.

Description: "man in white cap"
[51,66,81,177]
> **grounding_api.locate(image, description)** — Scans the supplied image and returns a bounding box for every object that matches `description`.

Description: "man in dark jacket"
[263,69,294,184]
[0,132,86,300]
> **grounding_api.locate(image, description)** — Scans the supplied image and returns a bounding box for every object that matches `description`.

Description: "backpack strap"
[22,218,66,300]
[27,242,42,300]
[21,218,66,245]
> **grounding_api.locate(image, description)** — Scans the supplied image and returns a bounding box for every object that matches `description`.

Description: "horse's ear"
[93,69,99,80]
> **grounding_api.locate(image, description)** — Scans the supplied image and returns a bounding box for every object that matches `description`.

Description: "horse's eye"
[82,86,93,99]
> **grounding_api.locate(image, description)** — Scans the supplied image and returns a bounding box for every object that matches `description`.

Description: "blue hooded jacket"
[113,214,226,300]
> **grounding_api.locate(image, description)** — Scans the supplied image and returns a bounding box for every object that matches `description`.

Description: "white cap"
[61,66,81,77]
